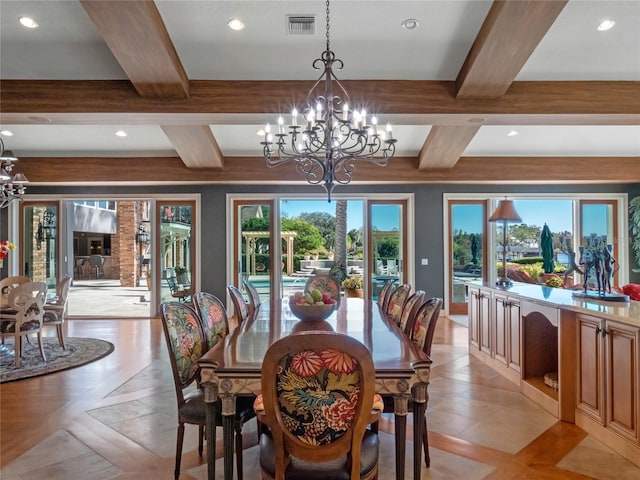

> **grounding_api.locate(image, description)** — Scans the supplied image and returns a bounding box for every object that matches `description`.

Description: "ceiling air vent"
[287,15,315,35]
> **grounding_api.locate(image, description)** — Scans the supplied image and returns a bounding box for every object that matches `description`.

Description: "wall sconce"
[488,198,522,287]
[136,224,151,244]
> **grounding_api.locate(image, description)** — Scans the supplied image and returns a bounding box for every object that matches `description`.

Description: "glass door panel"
[21,202,58,291]
[234,200,273,304]
[368,201,406,302]
[449,201,485,315]
[158,202,194,304]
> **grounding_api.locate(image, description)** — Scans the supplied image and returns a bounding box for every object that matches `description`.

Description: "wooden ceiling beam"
[2,80,638,117]
[456,0,568,97]
[417,126,481,169]
[161,125,224,169]
[80,0,189,98]
[16,156,640,184]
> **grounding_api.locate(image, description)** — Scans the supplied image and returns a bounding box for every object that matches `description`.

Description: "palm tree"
[333,200,348,281]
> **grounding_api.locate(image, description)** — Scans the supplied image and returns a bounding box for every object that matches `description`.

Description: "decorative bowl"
[289,299,336,322]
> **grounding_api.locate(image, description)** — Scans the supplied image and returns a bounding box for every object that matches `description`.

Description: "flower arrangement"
[544,274,564,288]
[341,275,363,290]
[0,240,16,266]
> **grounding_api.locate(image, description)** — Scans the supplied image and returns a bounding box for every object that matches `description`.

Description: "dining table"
[198,296,432,480]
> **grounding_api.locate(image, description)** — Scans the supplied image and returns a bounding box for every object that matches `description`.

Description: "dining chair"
[0,275,30,303]
[242,278,261,320]
[304,273,340,301]
[254,331,381,480]
[376,279,394,312]
[0,281,48,368]
[409,297,444,467]
[227,284,249,326]
[159,301,255,480]
[193,291,229,351]
[43,276,72,349]
[385,283,411,325]
[398,290,425,335]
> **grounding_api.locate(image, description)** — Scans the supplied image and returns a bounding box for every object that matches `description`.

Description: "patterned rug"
[0,337,115,383]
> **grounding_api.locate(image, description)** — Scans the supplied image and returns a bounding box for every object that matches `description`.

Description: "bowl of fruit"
[289,289,337,322]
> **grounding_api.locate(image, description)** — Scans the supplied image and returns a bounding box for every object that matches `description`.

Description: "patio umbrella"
[470,234,479,264]
[541,223,555,274]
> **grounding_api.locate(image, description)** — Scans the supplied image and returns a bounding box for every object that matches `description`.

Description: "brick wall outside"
[116,202,137,287]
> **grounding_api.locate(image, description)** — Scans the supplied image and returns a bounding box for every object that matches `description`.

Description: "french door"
[20,201,59,290]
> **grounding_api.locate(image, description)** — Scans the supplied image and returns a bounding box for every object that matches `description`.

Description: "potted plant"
[174,266,189,285]
[341,275,364,298]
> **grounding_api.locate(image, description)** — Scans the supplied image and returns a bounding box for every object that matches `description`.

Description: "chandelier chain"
[325,0,331,51]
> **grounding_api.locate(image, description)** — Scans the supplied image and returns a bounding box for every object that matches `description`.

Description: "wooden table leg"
[411,380,429,480]
[221,394,237,480]
[203,383,218,480]
[393,395,409,480]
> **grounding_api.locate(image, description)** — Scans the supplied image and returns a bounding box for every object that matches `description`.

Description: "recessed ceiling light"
[0,130,14,136]
[228,18,245,31]
[19,16,38,29]
[597,20,615,31]
[115,130,128,137]
[401,18,419,30]
[507,130,519,137]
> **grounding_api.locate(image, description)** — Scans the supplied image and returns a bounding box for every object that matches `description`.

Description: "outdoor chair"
[167,277,191,303]
[159,302,255,480]
[227,284,249,326]
[0,281,48,368]
[43,276,72,349]
[242,278,261,320]
[304,273,340,301]
[385,283,411,325]
[89,254,105,278]
[254,331,381,480]
[193,291,229,351]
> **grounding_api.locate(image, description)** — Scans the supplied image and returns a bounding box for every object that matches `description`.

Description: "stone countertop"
[467,281,640,327]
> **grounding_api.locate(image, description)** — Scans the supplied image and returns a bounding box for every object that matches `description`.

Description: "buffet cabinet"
[576,314,639,445]
[467,282,640,467]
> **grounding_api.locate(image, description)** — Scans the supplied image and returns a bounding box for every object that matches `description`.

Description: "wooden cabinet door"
[479,290,491,355]
[507,300,521,373]
[576,314,605,424]
[605,320,639,443]
[493,293,508,365]
[468,287,480,350]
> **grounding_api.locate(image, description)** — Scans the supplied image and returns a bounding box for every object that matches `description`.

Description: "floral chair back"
[410,297,444,357]
[376,279,394,311]
[399,290,425,335]
[257,331,380,479]
[193,291,229,351]
[160,301,206,393]
[385,284,411,325]
[242,279,261,320]
[227,284,249,325]
[304,273,341,301]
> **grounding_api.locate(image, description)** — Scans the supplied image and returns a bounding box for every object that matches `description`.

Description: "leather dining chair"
[254,331,381,480]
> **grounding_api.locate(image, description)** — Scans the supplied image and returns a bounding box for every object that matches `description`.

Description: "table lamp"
[489,198,522,287]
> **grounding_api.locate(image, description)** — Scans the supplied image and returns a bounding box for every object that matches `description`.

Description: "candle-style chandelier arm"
[1,137,28,209]
[258,0,397,201]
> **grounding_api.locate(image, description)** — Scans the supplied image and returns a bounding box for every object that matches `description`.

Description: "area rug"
[0,337,115,383]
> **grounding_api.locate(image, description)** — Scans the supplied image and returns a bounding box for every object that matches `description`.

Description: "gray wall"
[5,182,640,299]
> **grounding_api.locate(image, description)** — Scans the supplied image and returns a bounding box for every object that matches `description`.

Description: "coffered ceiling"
[1,0,639,185]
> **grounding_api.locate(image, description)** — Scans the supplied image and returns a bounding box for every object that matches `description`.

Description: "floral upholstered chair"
[385,283,411,325]
[160,301,255,480]
[398,290,425,335]
[255,331,381,480]
[242,278,262,320]
[193,291,229,352]
[227,284,249,326]
[375,279,394,312]
[304,273,341,301]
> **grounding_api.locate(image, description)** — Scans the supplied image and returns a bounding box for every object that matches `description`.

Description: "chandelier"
[260,0,397,201]
[1,138,28,209]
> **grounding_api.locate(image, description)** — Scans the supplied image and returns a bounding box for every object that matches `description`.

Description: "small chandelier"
[1,137,28,209]
[260,0,397,201]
